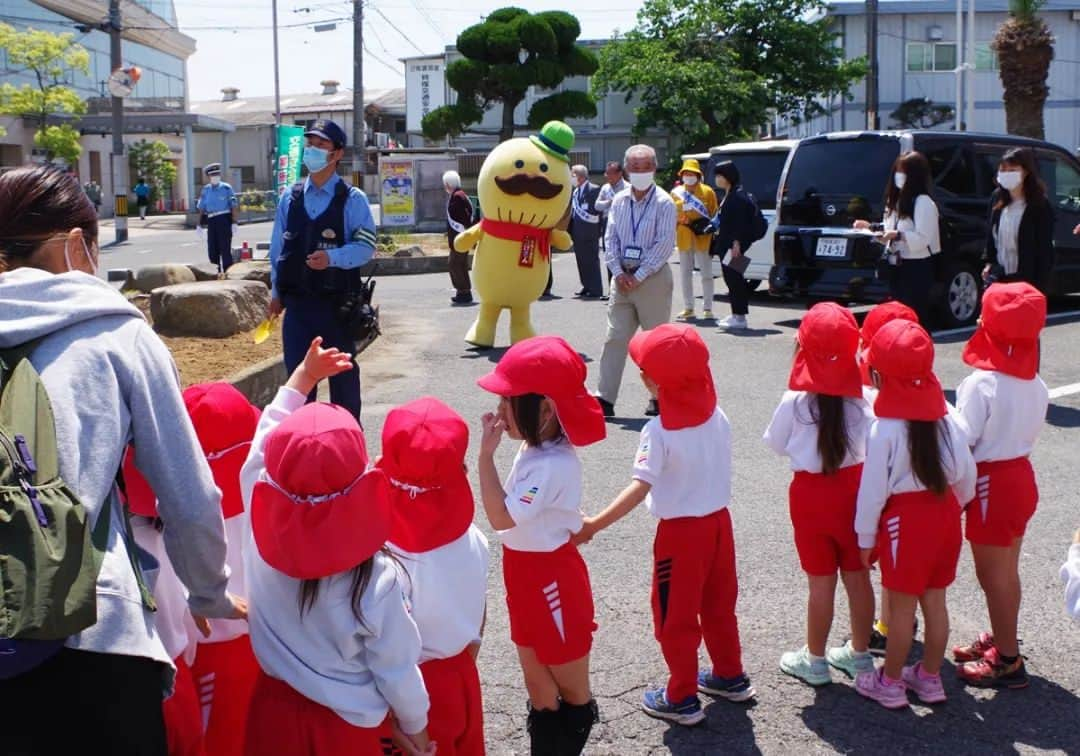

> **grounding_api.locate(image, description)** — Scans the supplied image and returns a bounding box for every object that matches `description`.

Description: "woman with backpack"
[710,160,766,332]
[0,165,245,755]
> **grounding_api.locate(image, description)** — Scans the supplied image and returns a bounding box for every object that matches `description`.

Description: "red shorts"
[789,464,865,576]
[877,490,962,596]
[192,635,260,756]
[243,671,395,756]
[165,656,206,756]
[502,542,596,665]
[420,649,485,756]
[965,457,1038,547]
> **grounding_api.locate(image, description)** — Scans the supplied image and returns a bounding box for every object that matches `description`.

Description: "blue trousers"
[206,215,234,272]
[282,294,362,420]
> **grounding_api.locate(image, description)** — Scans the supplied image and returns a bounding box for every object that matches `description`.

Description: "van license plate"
[816,237,848,258]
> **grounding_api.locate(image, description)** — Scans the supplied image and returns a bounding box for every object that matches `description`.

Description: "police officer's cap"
[304,119,346,149]
[204,163,222,176]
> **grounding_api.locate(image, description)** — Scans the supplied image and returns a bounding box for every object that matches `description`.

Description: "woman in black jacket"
[984,147,1054,292]
[711,160,759,331]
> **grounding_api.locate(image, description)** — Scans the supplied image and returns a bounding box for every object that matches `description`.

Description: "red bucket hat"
[962,282,1046,380]
[250,403,390,580]
[867,320,946,421]
[121,445,159,518]
[377,397,474,553]
[183,383,261,519]
[628,324,716,430]
[858,301,919,386]
[477,336,606,447]
[790,303,863,398]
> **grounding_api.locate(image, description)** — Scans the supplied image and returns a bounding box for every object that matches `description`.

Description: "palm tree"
[993,0,1054,139]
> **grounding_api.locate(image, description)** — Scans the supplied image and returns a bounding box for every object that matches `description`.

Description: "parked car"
[769,130,1080,327]
[704,140,798,288]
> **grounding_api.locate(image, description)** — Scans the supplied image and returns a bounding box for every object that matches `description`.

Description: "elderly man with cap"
[595,144,677,418]
[267,118,377,421]
[196,163,239,274]
[569,164,604,299]
[443,169,474,305]
[672,158,719,321]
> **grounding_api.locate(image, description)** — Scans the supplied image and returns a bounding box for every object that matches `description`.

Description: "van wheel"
[746,279,761,292]
[937,262,981,328]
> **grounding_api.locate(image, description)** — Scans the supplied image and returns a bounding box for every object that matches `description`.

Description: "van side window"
[1044,153,1080,212]
[926,146,976,197]
[974,150,1006,196]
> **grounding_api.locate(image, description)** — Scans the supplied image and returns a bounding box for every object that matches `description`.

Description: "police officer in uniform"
[268,119,377,420]
[196,163,239,274]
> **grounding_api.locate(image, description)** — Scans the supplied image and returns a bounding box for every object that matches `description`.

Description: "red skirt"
[789,464,865,575]
[191,635,260,756]
[503,541,596,665]
[165,655,206,756]
[877,489,962,596]
[965,457,1038,547]
[420,649,484,756]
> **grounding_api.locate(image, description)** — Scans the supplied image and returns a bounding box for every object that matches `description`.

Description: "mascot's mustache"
[494,173,563,200]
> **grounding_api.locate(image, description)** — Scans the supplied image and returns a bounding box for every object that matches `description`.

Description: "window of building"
[238,166,256,186]
[975,43,998,71]
[907,42,957,72]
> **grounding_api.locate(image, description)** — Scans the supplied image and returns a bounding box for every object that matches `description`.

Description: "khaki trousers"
[678,236,714,312]
[598,263,673,404]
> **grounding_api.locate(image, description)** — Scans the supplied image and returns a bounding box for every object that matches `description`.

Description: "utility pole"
[955,0,964,129]
[966,0,976,132]
[865,0,879,130]
[352,0,365,189]
[109,0,127,243]
[272,0,281,126]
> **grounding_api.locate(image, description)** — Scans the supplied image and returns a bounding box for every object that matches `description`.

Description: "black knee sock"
[527,703,562,756]
[558,699,599,755]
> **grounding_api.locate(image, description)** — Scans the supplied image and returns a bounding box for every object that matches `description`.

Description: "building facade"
[779,0,1080,151]
[402,42,674,174]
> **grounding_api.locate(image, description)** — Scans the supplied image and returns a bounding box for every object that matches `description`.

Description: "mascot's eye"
[539,163,549,173]
[514,159,525,169]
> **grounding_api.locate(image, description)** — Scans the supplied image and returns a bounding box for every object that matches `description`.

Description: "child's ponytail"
[298,547,409,626]
[811,394,851,476]
[907,419,950,495]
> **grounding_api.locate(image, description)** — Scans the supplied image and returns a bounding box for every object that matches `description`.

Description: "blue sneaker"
[641,687,705,726]
[697,670,756,702]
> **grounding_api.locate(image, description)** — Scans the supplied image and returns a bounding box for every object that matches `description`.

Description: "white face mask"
[210,176,221,186]
[893,172,907,189]
[997,170,1023,191]
[682,175,698,186]
[65,236,98,276]
[628,171,655,191]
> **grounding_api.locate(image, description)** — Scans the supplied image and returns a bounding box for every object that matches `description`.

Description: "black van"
[768,130,1080,326]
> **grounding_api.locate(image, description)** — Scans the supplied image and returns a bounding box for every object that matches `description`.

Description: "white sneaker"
[718,314,748,331]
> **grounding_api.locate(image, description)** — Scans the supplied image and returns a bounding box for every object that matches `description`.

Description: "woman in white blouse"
[984,147,1054,292]
[854,151,940,326]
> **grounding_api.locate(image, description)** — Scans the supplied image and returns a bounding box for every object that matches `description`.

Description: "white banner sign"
[406,57,446,133]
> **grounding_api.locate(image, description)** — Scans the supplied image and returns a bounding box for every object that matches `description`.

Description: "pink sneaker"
[856,669,909,709]
[902,662,947,703]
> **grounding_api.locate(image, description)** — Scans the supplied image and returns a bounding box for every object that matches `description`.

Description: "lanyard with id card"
[624,189,654,269]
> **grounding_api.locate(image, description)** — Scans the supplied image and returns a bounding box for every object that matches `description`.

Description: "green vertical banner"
[274,125,305,198]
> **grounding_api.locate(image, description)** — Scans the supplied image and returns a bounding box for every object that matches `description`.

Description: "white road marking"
[932,309,1080,338]
[180,242,198,248]
[135,249,152,255]
[1049,382,1080,400]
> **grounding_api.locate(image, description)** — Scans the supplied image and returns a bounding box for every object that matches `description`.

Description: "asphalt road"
[106,232,1080,754]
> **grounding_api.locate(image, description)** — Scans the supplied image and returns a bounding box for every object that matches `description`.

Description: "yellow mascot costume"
[452,121,574,347]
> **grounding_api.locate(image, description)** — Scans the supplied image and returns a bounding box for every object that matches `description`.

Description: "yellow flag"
[252,317,277,345]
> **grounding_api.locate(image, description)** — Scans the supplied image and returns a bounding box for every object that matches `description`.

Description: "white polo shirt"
[498,439,584,552]
[632,408,731,520]
[764,390,871,473]
[955,369,1048,463]
[391,525,490,663]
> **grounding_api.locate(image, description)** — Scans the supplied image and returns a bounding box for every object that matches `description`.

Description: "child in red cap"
[121,450,207,756]
[476,335,605,753]
[577,323,753,726]
[854,320,976,709]
[856,300,919,655]
[180,382,262,756]
[764,303,875,686]
[378,397,490,755]
[240,337,433,756]
[952,282,1049,688]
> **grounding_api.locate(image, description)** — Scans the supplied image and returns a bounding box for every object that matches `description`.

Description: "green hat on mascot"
[530,121,575,164]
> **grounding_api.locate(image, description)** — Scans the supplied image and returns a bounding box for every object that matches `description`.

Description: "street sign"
[107,66,141,98]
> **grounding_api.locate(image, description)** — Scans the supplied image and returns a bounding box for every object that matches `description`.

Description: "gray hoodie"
[0,268,233,667]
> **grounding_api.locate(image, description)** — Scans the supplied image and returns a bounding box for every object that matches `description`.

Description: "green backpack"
[0,342,113,675]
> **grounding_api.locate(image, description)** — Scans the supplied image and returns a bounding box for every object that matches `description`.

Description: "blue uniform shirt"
[197,182,239,214]
[268,174,377,299]
[133,182,150,199]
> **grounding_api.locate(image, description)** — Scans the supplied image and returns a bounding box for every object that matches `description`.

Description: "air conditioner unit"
[928,25,944,41]
[375,132,390,149]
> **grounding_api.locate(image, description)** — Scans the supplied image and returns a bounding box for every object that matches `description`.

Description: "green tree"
[128,139,177,207]
[993,0,1054,140]
[0,23,89,165]
[890,97,955,129]
[422,7,599,143]
[592,0,867,155]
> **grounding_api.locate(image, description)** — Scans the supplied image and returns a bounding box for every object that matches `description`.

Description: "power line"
[368,5,424,54]
[363,42,403,77]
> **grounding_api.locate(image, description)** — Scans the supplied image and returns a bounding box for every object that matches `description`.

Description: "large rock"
[225,260,272,289]
[392,245,424,258]
[150,280,269,338]
[186,263,220,281]
[126,263,196,293]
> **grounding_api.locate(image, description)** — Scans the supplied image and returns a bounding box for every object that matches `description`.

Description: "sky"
[177,0,644,103]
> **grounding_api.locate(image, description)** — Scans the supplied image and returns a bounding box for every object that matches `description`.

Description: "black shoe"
[581,290,603,300]
[645,399,659,416]
[574,287,590,297]
[540,290,555,301]
[451,293,473,305]
[868,628,888,657]
[596,397,615,417]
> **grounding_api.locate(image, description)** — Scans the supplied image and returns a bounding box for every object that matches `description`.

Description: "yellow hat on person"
[679,159,703,176]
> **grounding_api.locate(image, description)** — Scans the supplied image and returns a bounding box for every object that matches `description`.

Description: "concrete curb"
[228,354,287,408]
[358,253,472,277]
